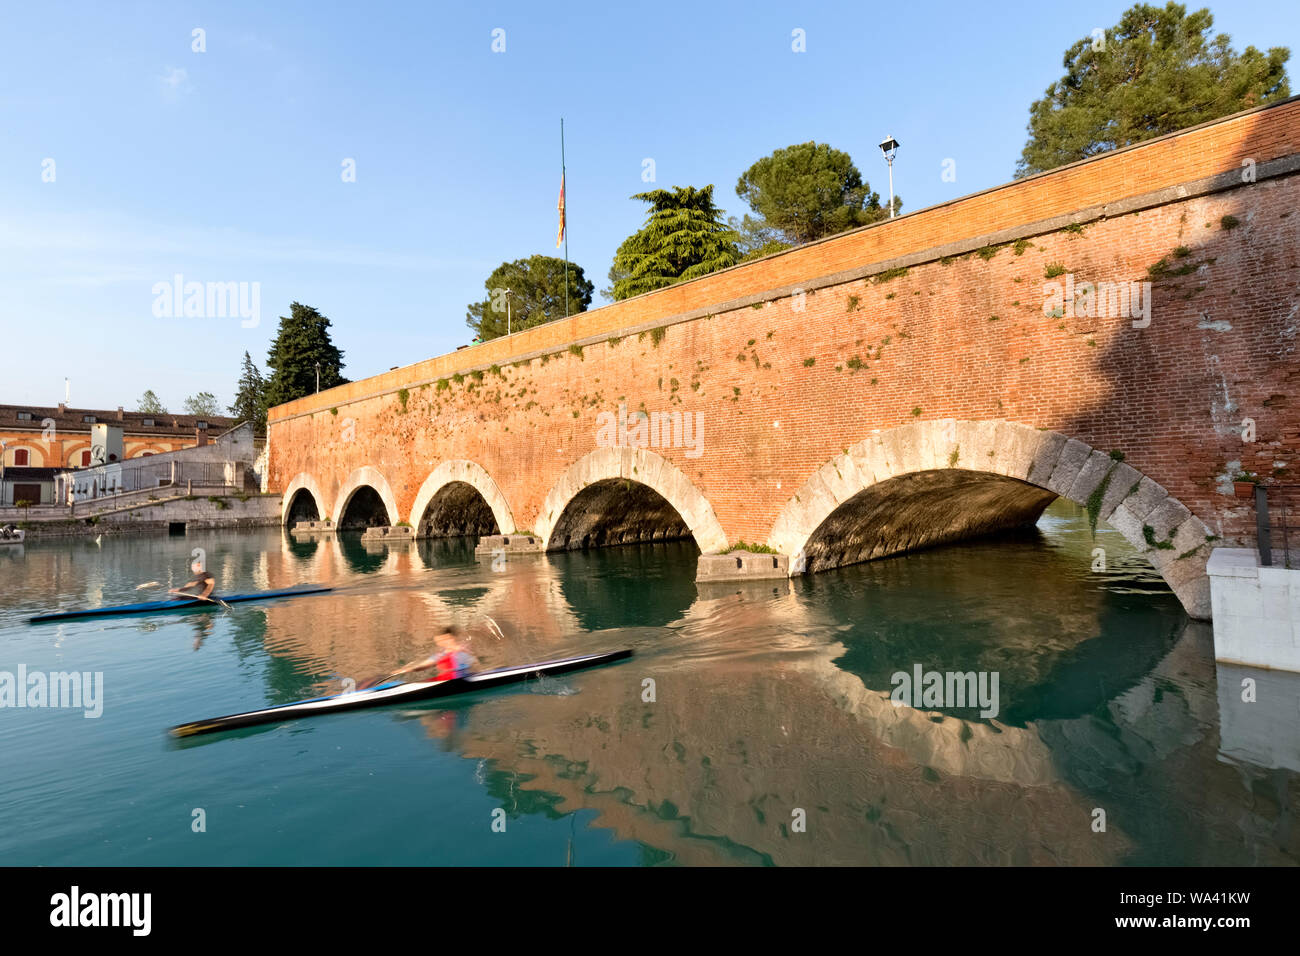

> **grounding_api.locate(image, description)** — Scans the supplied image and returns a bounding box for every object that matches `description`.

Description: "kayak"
[170,649,633,738]
[29,586,333,623]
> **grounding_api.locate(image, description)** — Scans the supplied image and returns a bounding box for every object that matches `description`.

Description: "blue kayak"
[29,586,333,623]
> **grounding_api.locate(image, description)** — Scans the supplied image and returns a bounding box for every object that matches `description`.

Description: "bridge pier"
[361,525,413,544]
[1208,549,1300,672]
[475,533,544,560]
[696,550,790,583]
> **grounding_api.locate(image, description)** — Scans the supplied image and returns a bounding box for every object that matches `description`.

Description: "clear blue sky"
[1,0,1295,411]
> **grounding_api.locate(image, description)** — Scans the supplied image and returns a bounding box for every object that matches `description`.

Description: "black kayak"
[29,586,333,623]
[169,649,633,738]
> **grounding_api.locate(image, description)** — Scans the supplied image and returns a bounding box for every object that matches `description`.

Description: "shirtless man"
[170,563,217,602]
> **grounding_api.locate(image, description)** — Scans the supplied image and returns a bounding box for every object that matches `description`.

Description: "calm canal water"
[1,500,1297,866]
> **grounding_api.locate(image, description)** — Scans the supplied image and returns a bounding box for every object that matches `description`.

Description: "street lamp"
[315,361,320,394]
[879,135,900,219]
[504,288,514,336]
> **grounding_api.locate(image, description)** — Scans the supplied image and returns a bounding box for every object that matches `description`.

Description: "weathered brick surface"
[268,100,1300,609]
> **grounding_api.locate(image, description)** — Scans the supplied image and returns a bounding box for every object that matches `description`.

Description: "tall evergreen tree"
[735,143,891,245]
[264,302,349,409]
[228,351,268,429]
[1017,3,1290,176]
[466,255,593,341]
[137,390,167,414]
[610,186,740,300]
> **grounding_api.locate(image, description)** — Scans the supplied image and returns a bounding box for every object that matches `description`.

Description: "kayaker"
[170,565,217,602]
[391,626,477,683]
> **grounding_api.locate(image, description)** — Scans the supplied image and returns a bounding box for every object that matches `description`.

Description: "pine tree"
[466,255,593,341]
[228,351,268,429]
[1017,3,1290,176]
[264,302,349,409]
[735,143,890,245]
[610,186,740,300]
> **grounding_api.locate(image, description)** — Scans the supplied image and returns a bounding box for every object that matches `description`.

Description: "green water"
[1,501,1297,866]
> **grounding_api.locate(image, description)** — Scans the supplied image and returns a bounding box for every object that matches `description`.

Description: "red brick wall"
[269,99,1300,549]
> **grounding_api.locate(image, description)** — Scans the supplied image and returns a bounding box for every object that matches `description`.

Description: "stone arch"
[768,419,1212,619]
[536,447,727,553]
[332,465,400,528]
[281,472,327,525]
[408,460,516,537]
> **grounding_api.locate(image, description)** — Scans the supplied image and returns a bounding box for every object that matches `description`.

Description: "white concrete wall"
[1208,548,1300,672]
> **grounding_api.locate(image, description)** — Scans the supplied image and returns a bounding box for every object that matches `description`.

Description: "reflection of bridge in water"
[244,528,1299,866]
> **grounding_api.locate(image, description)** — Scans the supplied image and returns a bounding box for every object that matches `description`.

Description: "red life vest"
[433,650,470,681]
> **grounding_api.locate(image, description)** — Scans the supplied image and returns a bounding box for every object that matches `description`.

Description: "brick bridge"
[267,98,1300,620]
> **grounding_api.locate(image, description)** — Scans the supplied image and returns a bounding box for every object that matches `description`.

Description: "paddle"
[161,585,234,612]
[357,618,501,691]
[357,663,418,691]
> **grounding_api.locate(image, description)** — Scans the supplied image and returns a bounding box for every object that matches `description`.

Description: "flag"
[556,173,566,248]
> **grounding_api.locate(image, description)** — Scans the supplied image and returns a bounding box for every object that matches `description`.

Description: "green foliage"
[397,388,410,411]
[610,186,740,300]
[227,351,267,429]
[1220,214,1240,230]
[1143,523,1176,550]
[803,357,816,367]
[466,255,593,341]
[1017,3,1291,176]
[1045,262,1067,278]
[728,213,795,261]
[873,267,909,284]
[649,327,666,347]
[137,390,168,415]
[1085,462,1124,534]
[183,391,221,417]
[722,541,778,555]
[264,302,349,408]
[568,344,584,359]
[735,142,894,244]
[1013,239,1032,255]
[975,245,999,260]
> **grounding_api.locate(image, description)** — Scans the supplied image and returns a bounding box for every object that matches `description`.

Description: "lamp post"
[315,361,320,394]
[879,135,900,219]
[505,288,513,336]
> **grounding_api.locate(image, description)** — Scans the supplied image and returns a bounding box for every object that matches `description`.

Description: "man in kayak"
[390,626,477,683]
[170,564,217,602]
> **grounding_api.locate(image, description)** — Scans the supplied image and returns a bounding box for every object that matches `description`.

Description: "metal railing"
[1255,484,1300,569]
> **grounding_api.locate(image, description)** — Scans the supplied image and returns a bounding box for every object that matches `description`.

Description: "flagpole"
[561,118,569,317]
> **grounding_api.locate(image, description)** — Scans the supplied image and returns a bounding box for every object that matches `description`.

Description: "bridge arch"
[537,447,727,553]
[332,465,400,529]
[408,460,516,537]
[768,419,1213,619]
[281,472,327,526]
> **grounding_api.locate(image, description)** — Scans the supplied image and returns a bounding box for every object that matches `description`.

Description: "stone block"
[696,550,790,583]
[1045,438,1092,496]
[1066,451,1116,505]
[1025,431,1069,487]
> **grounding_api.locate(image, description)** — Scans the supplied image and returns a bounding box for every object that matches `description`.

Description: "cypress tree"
[264,302,349,409]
